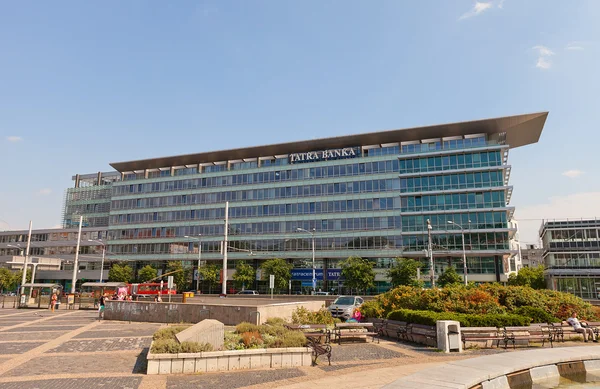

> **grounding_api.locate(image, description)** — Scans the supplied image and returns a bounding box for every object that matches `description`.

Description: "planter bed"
[147,341,312,374]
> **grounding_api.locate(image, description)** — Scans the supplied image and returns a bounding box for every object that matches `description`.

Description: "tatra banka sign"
[289,147,360,163]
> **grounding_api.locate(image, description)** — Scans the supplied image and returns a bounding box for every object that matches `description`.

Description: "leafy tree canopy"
[388,258,423,288]
[340,256,375,293]
[260,258,292,291]
[508,265,545,289]
[108,263,133,283]
[137,265,158,283]
[232,262,255,290]
[437,266,463,288]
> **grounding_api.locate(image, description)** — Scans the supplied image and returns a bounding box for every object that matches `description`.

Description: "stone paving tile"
[0,332,69,341]
[167,368,306,389]
[0,342,45,355]
[2,326,84,333]
[46,337,152,353]
[74,329,157,339]
[318,362,378,372]
[329,344,406,362]
[4,353,141,377]
[0,377,142,389]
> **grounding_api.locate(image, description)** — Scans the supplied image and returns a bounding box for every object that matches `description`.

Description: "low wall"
[147,345,312,374]
[104,300,325,325]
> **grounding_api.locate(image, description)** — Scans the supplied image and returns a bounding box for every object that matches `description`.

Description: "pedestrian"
[567,312,598,343]
[50,293,57,313]
[98,294,106,319]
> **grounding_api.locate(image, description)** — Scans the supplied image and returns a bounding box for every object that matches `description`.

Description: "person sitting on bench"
[567,312,598,343]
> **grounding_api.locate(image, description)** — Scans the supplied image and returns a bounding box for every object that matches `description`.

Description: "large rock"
[175,319,224,350]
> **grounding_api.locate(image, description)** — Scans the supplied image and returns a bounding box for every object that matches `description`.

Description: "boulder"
[175,319,224,351]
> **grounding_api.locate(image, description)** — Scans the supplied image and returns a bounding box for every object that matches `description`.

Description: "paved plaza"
[0,308,591,389]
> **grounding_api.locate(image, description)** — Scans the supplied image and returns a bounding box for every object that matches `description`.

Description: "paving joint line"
[0,311,82,333]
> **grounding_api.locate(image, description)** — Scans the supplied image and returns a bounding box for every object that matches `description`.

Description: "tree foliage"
[508,265,546,289]
[232,262,255,290]
[166,261,190,293]
[108,263,134,283]
[387,258,423,288]
[138,265,158,283]
[340,256,375,293]
[199,264,220,294]
[0,268,16,292]
[260,258,292,291]
[437,266,463,287]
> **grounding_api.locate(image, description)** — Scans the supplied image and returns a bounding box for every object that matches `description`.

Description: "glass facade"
[105,132,515,294]
[542,219,600,300]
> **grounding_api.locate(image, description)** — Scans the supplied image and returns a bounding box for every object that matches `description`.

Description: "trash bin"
[436,320,463,353]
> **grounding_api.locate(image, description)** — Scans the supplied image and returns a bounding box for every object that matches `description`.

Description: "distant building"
[521,244,544,268]
[541,219,600,300]
[62,171,120,228]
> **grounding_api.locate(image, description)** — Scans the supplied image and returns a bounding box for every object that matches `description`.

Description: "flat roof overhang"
[110,111,548,172]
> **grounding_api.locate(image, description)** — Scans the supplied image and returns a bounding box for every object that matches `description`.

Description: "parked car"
[236,290,259,295]
[328,295,364,320]
[314,291,330,296]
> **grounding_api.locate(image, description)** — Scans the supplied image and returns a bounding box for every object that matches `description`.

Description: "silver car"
[328,295,364,320]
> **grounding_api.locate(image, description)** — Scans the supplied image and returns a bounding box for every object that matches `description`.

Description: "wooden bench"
[502,325,553,349]
[407,323,437,346]
[285,324,332,365]
[334,322,379,345]
[461,327,505,349]
[379,320,409,341]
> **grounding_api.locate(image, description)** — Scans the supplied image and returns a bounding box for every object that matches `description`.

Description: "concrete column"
[75,174,80,188]
[97,172,102,185]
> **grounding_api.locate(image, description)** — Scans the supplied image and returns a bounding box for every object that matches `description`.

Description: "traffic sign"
[269,274,275,289]
[167,276,174,289]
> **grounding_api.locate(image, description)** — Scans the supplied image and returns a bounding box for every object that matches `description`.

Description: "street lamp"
[427,219,434,288]
[447,220,471,286]
[88,239,106,282]
[296,227,316,294]
[184,235,202,292]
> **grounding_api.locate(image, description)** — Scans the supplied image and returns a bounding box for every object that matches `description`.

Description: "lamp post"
[70,216,83,294]
[87,239,106,282]
[427,219,434,288]
[447,220,471,286]
[184,235,202,292]
[296,228,316,294]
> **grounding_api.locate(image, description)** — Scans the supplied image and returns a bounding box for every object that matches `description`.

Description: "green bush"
[360,300,384,319]
[387,309,530,327]
[235,322,261,334]
[291,306,337,325]
[179,341,213,353]
[224,332,244,350]
[151,339,182,354]
[514,306,559,324]
[152,326,191,341]
[265,317,288,326]
[274,330,307,348]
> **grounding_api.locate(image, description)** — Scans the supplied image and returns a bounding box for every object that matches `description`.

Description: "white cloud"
[37,188,52,196]
[532,45,554,70]
[497,0,505,8]
[459,2,493,20]
[6,136,23,142]
[514,192,600,244]
[562,169,584,178]
[566,42,584,51]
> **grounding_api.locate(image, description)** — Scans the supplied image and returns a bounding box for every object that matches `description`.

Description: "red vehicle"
[128,283,177,296]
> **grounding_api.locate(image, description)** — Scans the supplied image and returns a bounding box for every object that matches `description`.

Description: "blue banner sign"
[291,269,342,281]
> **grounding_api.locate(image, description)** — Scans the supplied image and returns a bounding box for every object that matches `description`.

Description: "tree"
[508,265,546,289]
[166,261,190,293]
[0,268,14,292]
[13,268,32,287]
[388,258,423,288]
[232,262,255,291]
[198,264,220,294]
[437,266,463,287]
[260,258,292,292]
[137,265,157,283]
[340,256,375,294]
[108,263,133,283]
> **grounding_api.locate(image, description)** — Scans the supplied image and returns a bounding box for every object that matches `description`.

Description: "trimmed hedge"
[514,306,559,324]
[387,308,531,327]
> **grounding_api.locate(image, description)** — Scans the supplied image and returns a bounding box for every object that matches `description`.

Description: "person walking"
[567,312,598,342]
[50,293,57,312]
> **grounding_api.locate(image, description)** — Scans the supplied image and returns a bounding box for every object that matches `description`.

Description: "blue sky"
[1,1,599,244]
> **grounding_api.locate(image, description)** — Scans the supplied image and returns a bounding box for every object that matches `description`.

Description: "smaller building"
[541,218,600,300]
[521,244,544,268]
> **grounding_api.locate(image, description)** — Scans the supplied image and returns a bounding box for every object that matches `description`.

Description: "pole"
[462,231,467,286]
[100,245,105,283]
[427,219,434,288]
[71,216,83,294]
[21,221,32,294]
[222,201,229,295]
[311,231,316,294]
[196,238,202,292]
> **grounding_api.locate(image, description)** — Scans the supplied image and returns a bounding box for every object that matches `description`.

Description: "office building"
[102,112,547,293]
[521,244,544,268]
[541,219,600,300]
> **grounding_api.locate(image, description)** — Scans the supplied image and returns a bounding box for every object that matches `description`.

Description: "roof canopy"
[22,283,62,288]
[81,282,127,287]
[110,112,548,172]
